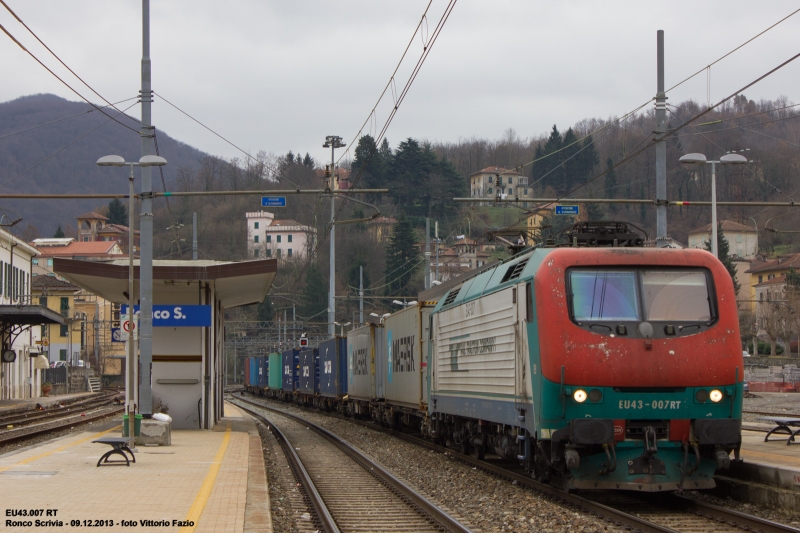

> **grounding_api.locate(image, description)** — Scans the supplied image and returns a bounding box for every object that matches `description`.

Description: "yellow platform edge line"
[0,425,121,473]
[180,424,232,533]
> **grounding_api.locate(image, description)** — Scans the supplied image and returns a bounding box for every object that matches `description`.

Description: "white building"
[0,229,62,400]
[687,220,758,259]
[469,166,531,202]
[246,211,315,260]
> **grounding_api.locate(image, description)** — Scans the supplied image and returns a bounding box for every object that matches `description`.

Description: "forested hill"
[0,94,208,237]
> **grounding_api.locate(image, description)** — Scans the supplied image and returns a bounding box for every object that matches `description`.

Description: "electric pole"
[323,136,345,338]
[655,30,667,246]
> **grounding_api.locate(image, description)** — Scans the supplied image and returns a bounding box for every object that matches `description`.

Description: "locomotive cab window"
[568,268,716,338]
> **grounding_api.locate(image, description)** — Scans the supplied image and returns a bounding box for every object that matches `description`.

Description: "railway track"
[235,394,800,533]
[230,397,474,533]
[0,393,123,446]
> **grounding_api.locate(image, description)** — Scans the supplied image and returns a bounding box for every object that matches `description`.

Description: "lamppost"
[97,154,167,444]
[679,153,748,258]
[323,135,346,338]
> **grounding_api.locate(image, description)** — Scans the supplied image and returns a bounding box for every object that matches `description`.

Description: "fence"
[42,367,68,396]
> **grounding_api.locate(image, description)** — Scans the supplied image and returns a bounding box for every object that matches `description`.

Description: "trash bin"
[121,414,142,437]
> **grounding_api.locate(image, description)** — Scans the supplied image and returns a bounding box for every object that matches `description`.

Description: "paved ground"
[0,402,270,533]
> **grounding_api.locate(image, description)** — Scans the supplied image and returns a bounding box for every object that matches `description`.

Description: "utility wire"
[0,0,141,128]
[0,96,139,140]
[0,21,140,134]
[0,101,140,189]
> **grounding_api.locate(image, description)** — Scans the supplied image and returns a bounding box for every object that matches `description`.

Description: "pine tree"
[384,217,418,297]
[579,135,599,181]
[561,128,580,192]
[107,198,128,226]
[302,153,315,168]
[352,135,386,197]
[703,225,741,294]
[53,224,65,238]
[255,297,274,322]
[300,263,329,319]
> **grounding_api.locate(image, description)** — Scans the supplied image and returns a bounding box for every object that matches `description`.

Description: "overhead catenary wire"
[0,100,140,189]
[0,96,139,140]
[0,20,140,134]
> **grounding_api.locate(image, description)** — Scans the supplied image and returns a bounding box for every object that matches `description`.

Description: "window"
[758,275,763,283]
[508,177,513,184]
[288,248,292,257]
[266,249,272,258]
[254,222,260,229]
[32,258,39,265]
[642,271,711,321]
[60,325,68,337]
[277,235,282,243]
[47,259,53,267]
[488,176,492,183]
[254,235,259,243]
[569,270,640,321]
[254,249,260,258]
[488,187,493,194]
[288,235,293,243]
[736,234,743,243]
[59,349,67,361]
[277,249,282,257]
[39,296,47,306]
[60,297,69,314]
[524,188,529,195]
[266,235,272,243]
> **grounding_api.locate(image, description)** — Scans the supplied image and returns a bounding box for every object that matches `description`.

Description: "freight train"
[244,223,743,492]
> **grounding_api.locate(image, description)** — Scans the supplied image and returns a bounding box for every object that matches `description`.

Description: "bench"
[92,437,136,466]
[758,417,800,446]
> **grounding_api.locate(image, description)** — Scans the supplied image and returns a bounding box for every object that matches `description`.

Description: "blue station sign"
[121,305,212,327]
[261,196,286,207]
[555,205,579,215]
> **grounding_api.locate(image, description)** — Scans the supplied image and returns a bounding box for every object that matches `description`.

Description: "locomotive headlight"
[695,389,710,403]
[709,389,724,403]
[573,389,588,403]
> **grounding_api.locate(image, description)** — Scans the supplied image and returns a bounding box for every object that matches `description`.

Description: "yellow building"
[31,275,81,364]
[526,203,556,245]
[744,253,800,311]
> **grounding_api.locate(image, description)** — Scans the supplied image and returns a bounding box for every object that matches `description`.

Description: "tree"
[561,127,580,192]
[300,263,328,320]
[255,297,274,323]
[302,153,315,168]
[603,158,617,215]
[384,217,418,296]
[351,135,387,201]
[532,125,564,193]
[703,225,740,294]
[107,198,128,226]
[53,224,65,238]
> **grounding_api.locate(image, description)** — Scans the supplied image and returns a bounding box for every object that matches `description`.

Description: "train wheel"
[472,445,486,460]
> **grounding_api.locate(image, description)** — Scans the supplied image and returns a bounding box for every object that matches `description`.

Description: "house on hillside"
[687,220,758,259]
[76,211,139,253]
[469,166,531,204]
[367,216,397,242]
[246,211,316,260]
[745,253,800,311]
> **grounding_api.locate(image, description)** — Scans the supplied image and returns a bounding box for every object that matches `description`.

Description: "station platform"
[740,427,800,473]
[0,402,272,533]
[0,392,98,415]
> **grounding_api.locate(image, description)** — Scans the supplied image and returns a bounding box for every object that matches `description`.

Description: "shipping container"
[383,302,435,409]
[281,348,300,392]
[298,348,319,394]
[257,356,268,388]
[251,357,258,388]
[244,357,251,388]
[268,353,282,389]
[346,324,385,400]
[319,337,347,398]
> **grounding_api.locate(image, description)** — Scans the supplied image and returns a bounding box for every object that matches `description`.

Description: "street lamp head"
[719,153,748,165]
[138,155,168,167]
[679,153,707,165]
[96,155,126,167]
[369,313,380,318]
[392,300,404,306]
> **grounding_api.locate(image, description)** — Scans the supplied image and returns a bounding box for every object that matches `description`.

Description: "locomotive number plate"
[618,400,683,410]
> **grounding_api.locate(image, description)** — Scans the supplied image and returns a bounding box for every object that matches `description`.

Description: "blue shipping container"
[319,337,347,398]
[298,348,319,394]
[258,356,268,388]
[248,357,258,388]
[281,349,300,392]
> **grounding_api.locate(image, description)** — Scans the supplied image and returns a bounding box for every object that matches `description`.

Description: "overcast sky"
[1,1,799,167]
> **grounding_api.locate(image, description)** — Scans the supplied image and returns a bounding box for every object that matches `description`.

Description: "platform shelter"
[53,258,276,429]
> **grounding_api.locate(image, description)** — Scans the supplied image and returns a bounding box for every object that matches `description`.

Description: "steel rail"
[235,402,339,533]
[232,397,473,533]
[0,406,124,446]
[0,189,389,200]
[0,392,119,427]
[235,395,800,533]
[454,197,800,207]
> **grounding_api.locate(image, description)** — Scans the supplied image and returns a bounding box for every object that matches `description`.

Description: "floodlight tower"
[323,135,345,338]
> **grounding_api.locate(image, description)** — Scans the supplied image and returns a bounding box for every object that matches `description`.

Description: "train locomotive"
[244,223,743,492]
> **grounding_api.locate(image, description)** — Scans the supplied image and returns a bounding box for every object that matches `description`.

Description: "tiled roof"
[35,241,122,257]
[688,220,756,234]
[76,211,108,221]
[755,274,787,287]
[98,224,139,235]
[31,274,79,291]
[368,216,397,225]
[746,253,800,274]
[469,166,523,177]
